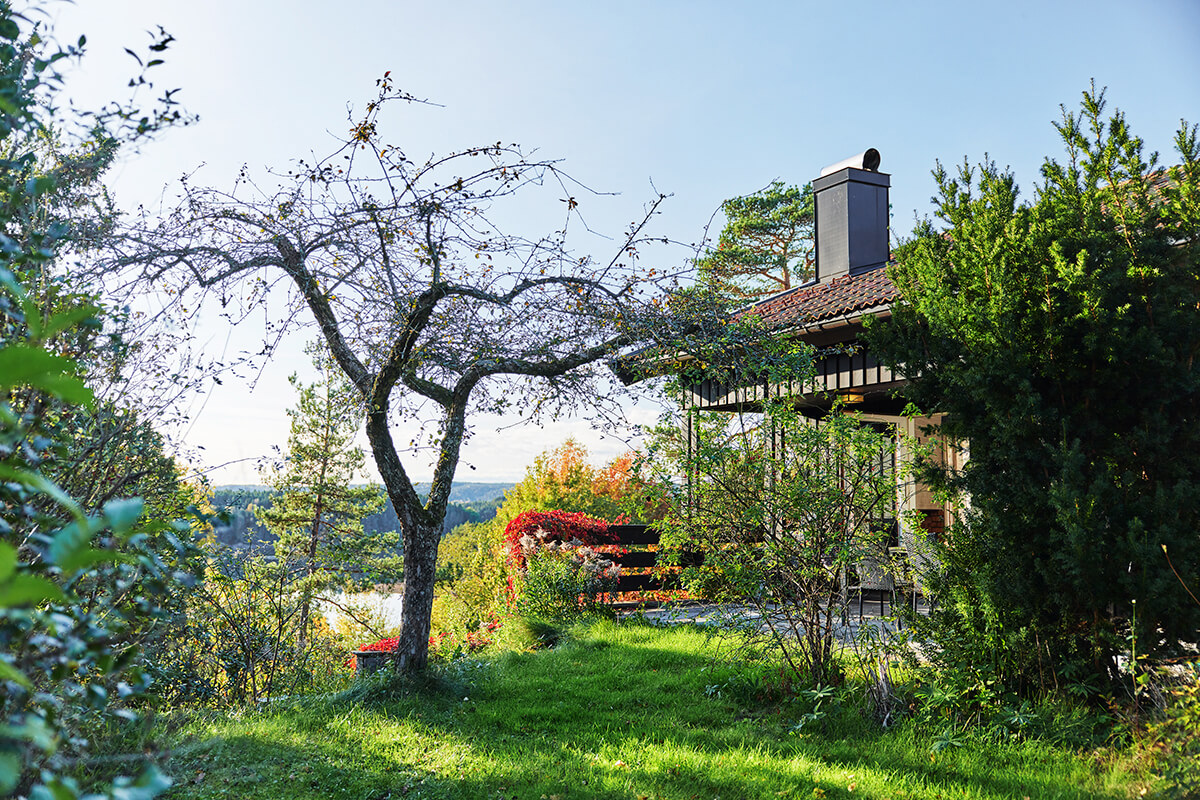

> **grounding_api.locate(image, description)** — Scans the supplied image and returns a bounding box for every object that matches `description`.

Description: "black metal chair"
[849,555,895,621]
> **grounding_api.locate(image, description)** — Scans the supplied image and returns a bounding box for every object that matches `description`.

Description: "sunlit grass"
[158,619,1149,799]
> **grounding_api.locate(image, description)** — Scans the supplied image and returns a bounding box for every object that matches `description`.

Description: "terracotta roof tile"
[738,266,898,328]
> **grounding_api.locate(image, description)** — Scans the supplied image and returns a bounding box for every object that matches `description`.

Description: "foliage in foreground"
[654,401,897,687]
[0,289,177,796]
[0,8,189,797]
[867,87,1200,692]
[1148,662,1200,798]
[155,620,1150,800]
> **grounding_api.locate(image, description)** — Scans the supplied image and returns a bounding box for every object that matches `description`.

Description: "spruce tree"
[868,87,1200,688]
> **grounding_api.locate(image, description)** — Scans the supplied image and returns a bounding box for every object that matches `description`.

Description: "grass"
[150,618,1149,799]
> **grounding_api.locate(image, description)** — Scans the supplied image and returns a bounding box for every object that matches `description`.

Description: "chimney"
[813,149,890,282]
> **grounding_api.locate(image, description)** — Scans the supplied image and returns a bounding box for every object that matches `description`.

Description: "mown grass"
[153,619,1149,799]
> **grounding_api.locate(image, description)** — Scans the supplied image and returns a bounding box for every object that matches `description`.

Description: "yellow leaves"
[351,120,376,144]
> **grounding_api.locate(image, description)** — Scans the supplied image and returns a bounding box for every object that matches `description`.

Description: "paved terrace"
[626,596,934,645]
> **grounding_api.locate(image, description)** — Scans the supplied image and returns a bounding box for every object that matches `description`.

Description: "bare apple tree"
[103,76,702,670]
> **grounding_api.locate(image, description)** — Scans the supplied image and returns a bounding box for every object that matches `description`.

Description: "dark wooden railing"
[605,524,702,597]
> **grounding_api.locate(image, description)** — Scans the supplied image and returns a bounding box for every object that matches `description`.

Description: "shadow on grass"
[164,621,1134,800]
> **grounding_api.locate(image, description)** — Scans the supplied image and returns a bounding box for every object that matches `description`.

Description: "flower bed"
[353,618,503,669]
[504,510,624,621]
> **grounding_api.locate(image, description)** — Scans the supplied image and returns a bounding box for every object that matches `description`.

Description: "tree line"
[208,486,503,552]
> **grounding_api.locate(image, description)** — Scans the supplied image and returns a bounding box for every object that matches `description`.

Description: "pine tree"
[256,342,396,652]
[696,181,815,300]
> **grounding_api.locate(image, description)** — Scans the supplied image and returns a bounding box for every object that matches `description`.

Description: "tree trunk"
[362,375,466,673]
[364,395,441,673]
[393,519,440,671]
[298,513,322,656]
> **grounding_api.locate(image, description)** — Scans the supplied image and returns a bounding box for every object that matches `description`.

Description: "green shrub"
[434,519,509,631]
[1151,663,1200,798]
[147,549,361,707]
[660,403,897,687]
[515,544,617,624]
[493,615,563,651]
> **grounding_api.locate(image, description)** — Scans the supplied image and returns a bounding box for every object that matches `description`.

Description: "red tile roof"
[738,266,898,328]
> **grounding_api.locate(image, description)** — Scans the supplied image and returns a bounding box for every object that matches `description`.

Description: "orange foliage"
[545,439,590,485]
[592,451,635,500]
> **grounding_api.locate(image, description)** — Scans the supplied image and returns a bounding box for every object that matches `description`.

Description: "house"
[677,150,957,583]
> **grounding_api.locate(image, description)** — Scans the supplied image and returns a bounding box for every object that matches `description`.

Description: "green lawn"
[157,619,1148,799]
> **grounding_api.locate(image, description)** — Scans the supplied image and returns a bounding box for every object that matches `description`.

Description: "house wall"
[677,313,962,593]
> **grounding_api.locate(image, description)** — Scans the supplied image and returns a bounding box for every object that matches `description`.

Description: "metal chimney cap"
[819,149,881,177]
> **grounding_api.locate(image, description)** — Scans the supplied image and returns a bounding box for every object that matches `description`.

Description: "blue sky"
[49,0,1200,484]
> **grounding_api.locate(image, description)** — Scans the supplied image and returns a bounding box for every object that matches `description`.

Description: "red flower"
[356,636,400,653]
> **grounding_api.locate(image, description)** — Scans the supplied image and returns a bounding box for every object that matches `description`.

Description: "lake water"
[320,590,404,635]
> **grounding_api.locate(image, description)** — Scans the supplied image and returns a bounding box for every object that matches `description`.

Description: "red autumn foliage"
[503,509,618,569]
[353,617,504,667]
[355,636,399,653]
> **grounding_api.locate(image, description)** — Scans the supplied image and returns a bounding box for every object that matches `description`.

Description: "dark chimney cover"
[819,148,881,177]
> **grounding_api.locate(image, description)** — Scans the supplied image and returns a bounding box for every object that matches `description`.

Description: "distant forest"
[208,483,510,552]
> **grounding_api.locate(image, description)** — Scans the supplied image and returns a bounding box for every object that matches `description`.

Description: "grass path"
[160,620,1145,799]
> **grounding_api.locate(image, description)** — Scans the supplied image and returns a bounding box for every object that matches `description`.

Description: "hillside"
[208,482,511,551]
